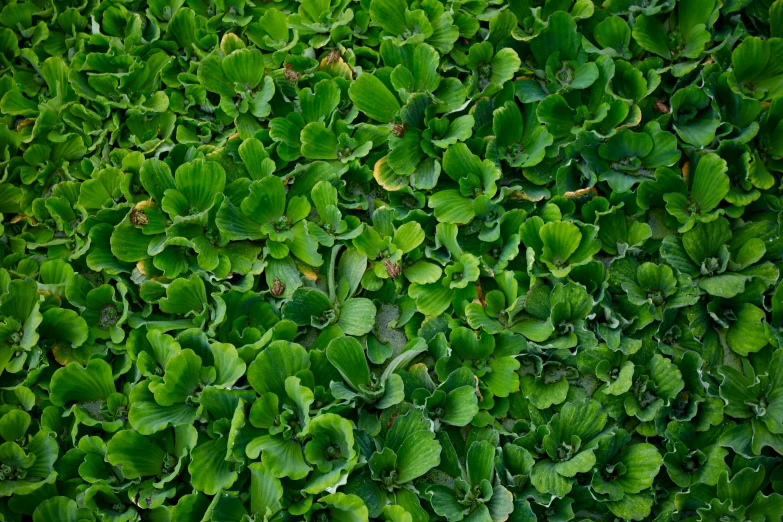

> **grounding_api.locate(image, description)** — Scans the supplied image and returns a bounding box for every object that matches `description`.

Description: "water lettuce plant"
[2,0,783,520]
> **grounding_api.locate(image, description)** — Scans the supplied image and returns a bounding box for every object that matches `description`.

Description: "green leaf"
[483,357,521,398]
[282,288,333,326]
[606,493,654,521]
[531,11,579,66]
[159,275,207,315]
[337,248,368,303]
[223,48,265,90]
[632,15,671,59]
[189,437,238,494]
[247,340,310,397]
[539,221,582,275]
[594,16,631,54]
[0,410,30,442]
[50,359,116,407]
[327,337,372,390]
[613,443,662,493]
[241,176,286,224]
[210,342,246,386]
[246,434,311,479]
[107,430,165,479]
[140,159,176,202]
[409,282,454,316]
[555,449,596,477]
[339,298,377,336]
[151,349,202,406]
[691,153,729,214]
[429,190,476,224]
[33,497,91,522]
[383,410,441,483]
[425,485,464,521]
[531,460,573,497]
[128,381,199,435]
[39,308,88,347]
[466,440,495,486]
[169,159,226,214]
[320,493,370,522]
[349,73,401,122]
[249,463,283,517]
[300,79,341,123]
[441,386,479,426]
[727,304,770,356]
[537,94,576,138]
[301,122,339,160]
[403,261,442,284]
[370,0,407,35]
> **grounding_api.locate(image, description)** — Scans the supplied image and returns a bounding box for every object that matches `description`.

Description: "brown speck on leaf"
[682,161,690,180]
[507,191,541,202]
[563,187,598,198]
[325,49,342,65]
[10,214,37,224]
[299,263,319,281]
[475,284,485,306]
[384,260,402,278]
[474,375,483,402]
[284,63,300,82]
[654,100,670,114]
[130,208,149,226]
[52,342,75,365]
[136,261,148,277]
[386,413,400,430]
[391,123,407,138]
[271,277,286,297]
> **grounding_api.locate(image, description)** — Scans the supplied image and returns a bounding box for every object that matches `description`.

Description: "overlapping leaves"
[2,0,783,520]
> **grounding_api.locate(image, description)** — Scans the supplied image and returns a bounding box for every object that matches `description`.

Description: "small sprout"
[326,444,341,459]
[99,304,119,327]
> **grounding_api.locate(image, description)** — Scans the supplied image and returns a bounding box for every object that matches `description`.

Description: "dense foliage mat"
[3,0,783,520]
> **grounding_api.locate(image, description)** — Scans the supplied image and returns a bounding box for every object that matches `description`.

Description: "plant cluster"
[2,0,783,520]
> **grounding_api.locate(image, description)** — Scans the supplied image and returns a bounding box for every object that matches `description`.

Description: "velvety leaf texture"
[1,0,783,520]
